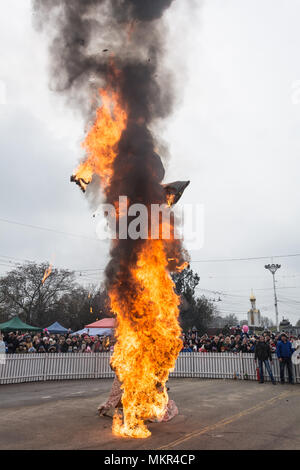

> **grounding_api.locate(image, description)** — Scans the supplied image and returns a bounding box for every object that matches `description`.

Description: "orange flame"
[126,20,137,42]
[73,87,183,438]
[176,261,189,272]
[110,240,182,438]
[42,264,52,285]
[72,88,127,193]
[166,193,175,207]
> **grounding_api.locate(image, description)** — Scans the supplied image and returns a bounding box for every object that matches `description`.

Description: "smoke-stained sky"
[1,0,300,324]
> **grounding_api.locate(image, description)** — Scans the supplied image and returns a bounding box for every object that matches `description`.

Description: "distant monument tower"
[247,291,262,327]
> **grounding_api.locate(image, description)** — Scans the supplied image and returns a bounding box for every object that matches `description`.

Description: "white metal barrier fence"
[0,353,299,385]
[173,353,300,382]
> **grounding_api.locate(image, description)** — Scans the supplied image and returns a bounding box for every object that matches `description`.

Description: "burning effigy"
[34,0,189,438]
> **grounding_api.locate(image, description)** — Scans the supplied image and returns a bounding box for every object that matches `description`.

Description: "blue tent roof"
[46,321,70,334]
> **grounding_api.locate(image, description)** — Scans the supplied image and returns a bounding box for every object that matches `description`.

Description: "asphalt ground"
[0,378,299,450]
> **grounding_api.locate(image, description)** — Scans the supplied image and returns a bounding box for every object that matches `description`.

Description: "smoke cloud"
[33,0,175,118]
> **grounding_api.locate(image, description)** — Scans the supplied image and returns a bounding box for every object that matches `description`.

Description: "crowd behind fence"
[2,326,300,355]
[1,352,299,385]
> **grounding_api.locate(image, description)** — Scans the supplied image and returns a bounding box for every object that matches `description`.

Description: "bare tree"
[261,316,275,328]
[53,286,112,331]
[0,262,75,325]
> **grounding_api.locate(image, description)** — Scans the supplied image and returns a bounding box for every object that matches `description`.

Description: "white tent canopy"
[71,327,113,336]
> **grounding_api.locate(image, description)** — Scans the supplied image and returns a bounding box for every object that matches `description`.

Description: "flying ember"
[41,264,52,285]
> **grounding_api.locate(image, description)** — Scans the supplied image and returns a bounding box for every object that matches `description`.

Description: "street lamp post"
[264,263,281,332]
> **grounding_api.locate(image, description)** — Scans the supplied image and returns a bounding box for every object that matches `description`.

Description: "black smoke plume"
[33,0,175,119]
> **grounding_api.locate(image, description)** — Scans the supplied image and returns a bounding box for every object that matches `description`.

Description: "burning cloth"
[98,376,178,423]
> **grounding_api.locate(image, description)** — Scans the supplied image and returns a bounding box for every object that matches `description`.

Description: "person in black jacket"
[254,336,276,385]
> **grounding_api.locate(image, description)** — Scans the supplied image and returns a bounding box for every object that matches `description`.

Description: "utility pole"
[264,264,281,332]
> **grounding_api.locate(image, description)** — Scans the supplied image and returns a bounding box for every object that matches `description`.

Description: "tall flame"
[72,88,127,193]
[72,86,183,438]
[110,239,182,438]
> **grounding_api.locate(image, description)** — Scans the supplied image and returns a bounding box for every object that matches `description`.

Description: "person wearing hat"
[16,342,27,354]
[182,343,193,352]
[58,336,69,353]
[4,332,19,353]
[276,333,295,384]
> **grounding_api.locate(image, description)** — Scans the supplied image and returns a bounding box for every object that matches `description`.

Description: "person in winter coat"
[182,344,193,352]
[240,337,250,353]
[57,336,69,353]
[276,333,294,384]
[4,332,19,353]
[211,336,222,352]
[254,336,276,385]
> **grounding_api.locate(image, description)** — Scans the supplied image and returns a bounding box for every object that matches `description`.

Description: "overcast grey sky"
[1,0,300,325]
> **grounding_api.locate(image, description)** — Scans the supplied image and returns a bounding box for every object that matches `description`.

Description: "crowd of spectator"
[1,331,114,354]
[181,326,300,354]
[181,327,300,384]
[1,325,298,386]
[1,326,300,356]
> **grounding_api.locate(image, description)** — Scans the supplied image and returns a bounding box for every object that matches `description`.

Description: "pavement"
[0,378,299,450]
